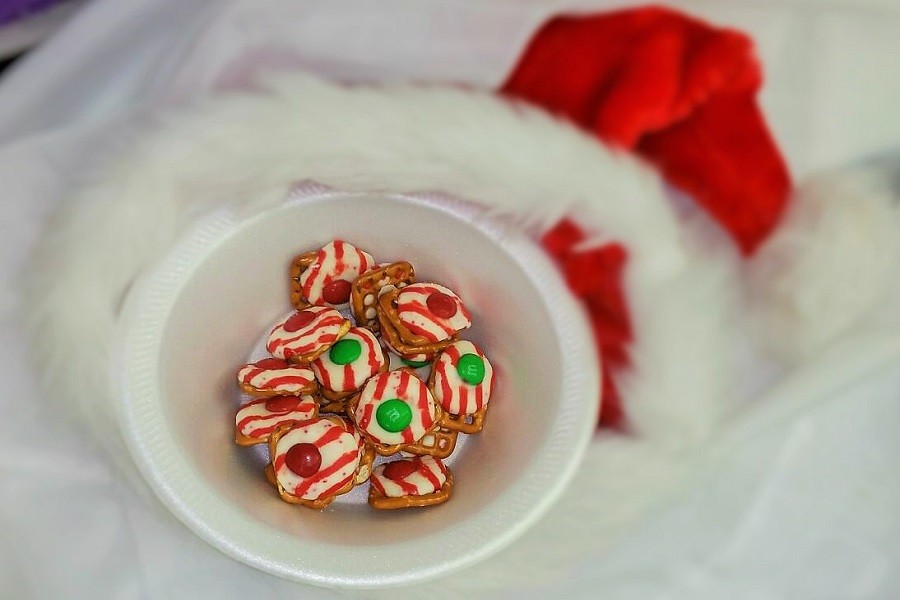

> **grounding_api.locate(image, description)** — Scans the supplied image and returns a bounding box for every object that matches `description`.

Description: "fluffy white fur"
[745,165,900,362]
[21,74,745,591]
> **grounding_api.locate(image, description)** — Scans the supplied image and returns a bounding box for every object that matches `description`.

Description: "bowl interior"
[119,189,598,586]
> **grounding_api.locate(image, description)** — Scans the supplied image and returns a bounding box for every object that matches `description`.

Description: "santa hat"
[495,7,897,428]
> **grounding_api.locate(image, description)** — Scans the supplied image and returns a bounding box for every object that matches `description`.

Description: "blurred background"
[0,0,83,69]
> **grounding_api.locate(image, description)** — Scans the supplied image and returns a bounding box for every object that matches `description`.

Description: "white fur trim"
[745,165,900,362]
[19,74,741,590]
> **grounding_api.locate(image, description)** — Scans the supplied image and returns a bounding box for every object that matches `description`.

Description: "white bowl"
[114,187,599,588]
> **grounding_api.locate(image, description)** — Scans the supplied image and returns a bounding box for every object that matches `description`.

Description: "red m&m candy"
[383,459,418,481]
[426,292,457,319]
[285,443,321,478]
[254,357,290,369]
[322,279,352,304]
[264,396,302,414]
[283,310,317,332]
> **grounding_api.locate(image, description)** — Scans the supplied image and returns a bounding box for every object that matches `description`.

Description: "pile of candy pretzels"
[234,240,495,510]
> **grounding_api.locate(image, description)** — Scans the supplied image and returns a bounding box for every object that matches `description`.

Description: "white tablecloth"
[1,1,899,598]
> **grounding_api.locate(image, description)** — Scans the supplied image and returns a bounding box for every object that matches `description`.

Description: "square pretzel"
[288,251,317,310]
[351,261,415,332]
[439,406,487,434]
[401,426,458,458]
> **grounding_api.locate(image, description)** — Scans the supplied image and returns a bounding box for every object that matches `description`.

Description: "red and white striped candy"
[432,340,494,415]
[272,417,360,501]
[235,395,317,442]
[267,306,347,360]
[370,456,448,497]
[298,240,375,306]
[237,358,315,395]
[311,327,386,393]
[396,283,471,343]
[354,369,436,446]
[334,416,371,484]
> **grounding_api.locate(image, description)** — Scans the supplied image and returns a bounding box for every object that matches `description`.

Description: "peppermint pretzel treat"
[350,261,415,331]
[368,456,453,510]
[267,306,351,364]
[290,240,376,309]
[376,283,471,355]
[396,283,472,342]
[236,240,497,512]
[312,326,387,403]
[237,357,318,397]
[267,416,362,509]
[234,395,319,446]
[378,293,454,357]
[430,340,494,434]
[350,368,441,456]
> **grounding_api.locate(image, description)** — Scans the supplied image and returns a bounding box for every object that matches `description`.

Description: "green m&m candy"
[376,399,412,432]
[329,338,361,365]
[456,353,485,385]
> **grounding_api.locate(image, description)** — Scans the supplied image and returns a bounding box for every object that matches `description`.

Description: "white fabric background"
[1,1,899,598]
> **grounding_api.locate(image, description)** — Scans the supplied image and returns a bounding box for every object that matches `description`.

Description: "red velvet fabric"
[541,220,630,428]
[502,6,791,254]
[507,7,793,427]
